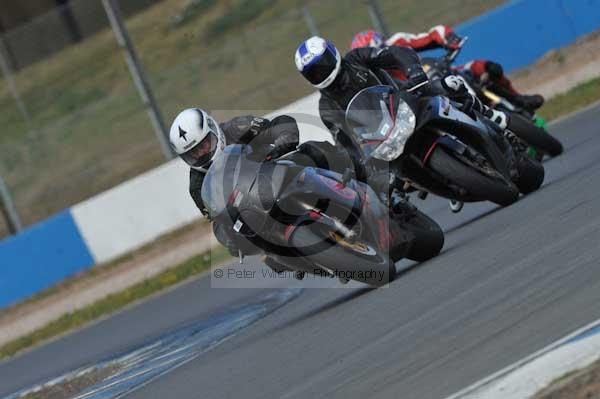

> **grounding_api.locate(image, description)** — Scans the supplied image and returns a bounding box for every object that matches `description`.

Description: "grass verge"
[539,76,600,122]
[0,245,230,360]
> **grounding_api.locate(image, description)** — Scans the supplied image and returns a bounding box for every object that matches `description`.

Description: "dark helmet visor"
[301,50,338,85]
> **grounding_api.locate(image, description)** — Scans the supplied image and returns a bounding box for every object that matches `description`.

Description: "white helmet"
[169,108,225,172]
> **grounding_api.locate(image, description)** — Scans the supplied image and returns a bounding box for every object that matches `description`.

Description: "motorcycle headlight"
[372,100,416,161]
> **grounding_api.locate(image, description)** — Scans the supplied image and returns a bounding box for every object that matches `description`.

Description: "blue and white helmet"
[295,36,342,89]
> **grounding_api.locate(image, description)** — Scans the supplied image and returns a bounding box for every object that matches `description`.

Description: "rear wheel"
[289,224,396,286]
[403,210,444,262]
[508,112,563,156]
[428,147,519,206]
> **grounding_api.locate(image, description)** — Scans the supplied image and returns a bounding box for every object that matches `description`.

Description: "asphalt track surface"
[1,104,600,399]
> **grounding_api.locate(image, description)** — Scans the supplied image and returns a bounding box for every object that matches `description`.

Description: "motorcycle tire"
[289,224,396,286]
[508,112,563,157]
[514,155,545,195]
[427,147,519,207]
[403,210,444,262]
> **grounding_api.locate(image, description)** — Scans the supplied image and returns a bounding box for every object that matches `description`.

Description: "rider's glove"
[265,142,297,161]
[458,94,478,119]
[268,130,299,160]
[441,74,468,93]
[444,31,463,50]
[463,93,487,119]
[441,75,483,119]
[248,117,269,138]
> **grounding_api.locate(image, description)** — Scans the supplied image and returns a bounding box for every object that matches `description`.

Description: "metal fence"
[0,0,503,238]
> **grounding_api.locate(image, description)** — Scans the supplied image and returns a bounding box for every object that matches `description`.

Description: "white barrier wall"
[72,159,199,263]
[72,92,330,263]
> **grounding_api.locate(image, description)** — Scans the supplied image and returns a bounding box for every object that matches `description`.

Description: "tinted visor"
[301,50,338,85]
[181,132,218,169]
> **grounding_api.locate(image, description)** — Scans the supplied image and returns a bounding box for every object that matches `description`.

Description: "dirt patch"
[18,365,121,399]
[511,31,600,98]
[534,357,600,399]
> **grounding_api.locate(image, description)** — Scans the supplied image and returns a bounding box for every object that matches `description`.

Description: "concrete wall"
[71,159,197,264]
[1,0,600,308]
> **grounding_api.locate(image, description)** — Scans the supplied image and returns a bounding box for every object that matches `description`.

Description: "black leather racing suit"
[318,46,430,190]
[319,46,427,137]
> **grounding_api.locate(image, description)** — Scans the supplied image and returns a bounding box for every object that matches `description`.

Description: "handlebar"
[445,36,468,64]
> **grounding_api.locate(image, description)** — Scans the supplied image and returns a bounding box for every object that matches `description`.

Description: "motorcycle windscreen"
[201,144,261,220]
[345,85,395,158]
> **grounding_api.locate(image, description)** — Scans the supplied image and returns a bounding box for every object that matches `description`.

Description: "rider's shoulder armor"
[220,115,270,144]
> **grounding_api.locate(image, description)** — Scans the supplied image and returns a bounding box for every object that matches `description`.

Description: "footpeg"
[449,200,464,213]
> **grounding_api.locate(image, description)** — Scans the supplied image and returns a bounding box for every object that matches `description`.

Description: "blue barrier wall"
[0,210,94,308]
[454,0,600,72]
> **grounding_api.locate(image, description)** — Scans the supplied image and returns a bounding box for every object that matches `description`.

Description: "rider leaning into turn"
[294,35,512,212]
[350,24,463,52]
[350,27,544,112]
[455,60,544,112]
[169,109,298,258]
[169,108,351,268]
[294,35,503,147]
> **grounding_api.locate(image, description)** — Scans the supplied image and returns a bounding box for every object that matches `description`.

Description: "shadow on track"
[276,287,376,331]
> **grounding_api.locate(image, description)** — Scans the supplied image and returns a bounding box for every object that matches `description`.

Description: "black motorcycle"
[344,84,544,206]
[200,144,444,286]
[420,39,563,158]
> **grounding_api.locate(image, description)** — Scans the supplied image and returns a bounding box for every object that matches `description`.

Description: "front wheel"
[289,224,396,286]
[427,147,519,206]
[514,155,545,194]
[403,210,444,262]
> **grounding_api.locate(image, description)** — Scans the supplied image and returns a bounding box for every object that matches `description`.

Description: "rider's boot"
[514,94,545,112]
